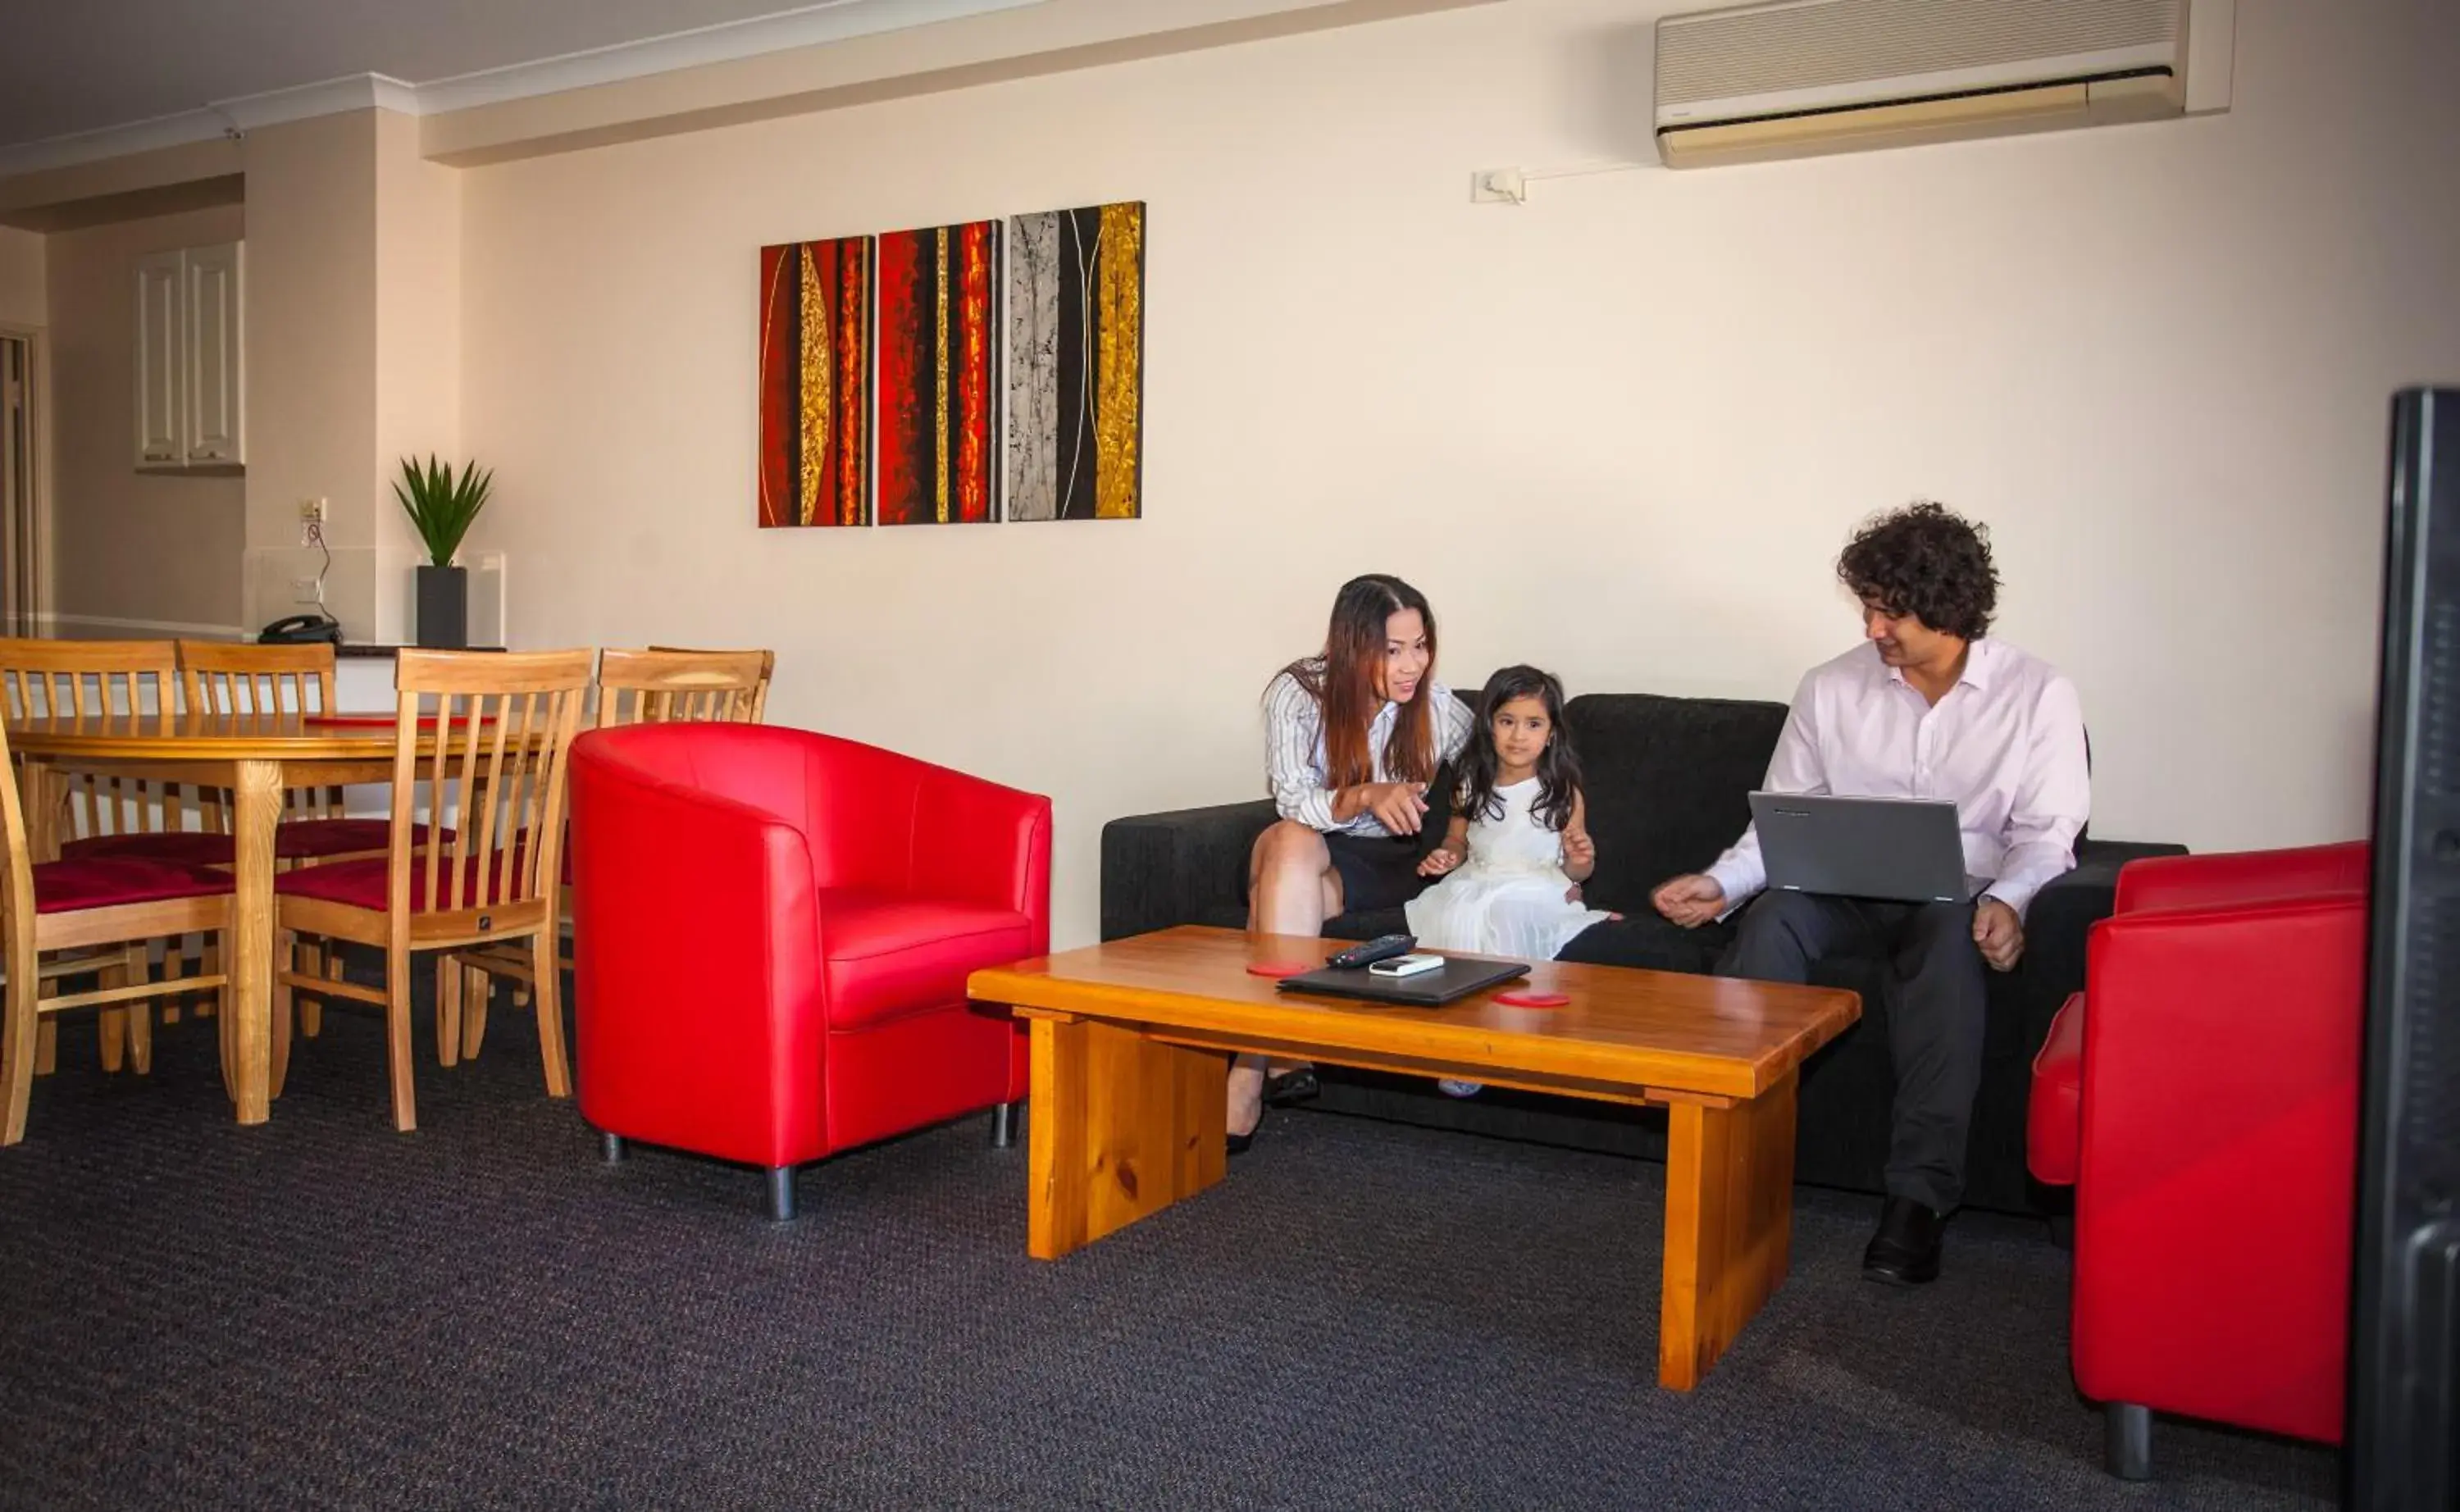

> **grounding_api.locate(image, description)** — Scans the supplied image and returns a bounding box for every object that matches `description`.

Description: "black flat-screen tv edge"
[2350,385,2460,1510]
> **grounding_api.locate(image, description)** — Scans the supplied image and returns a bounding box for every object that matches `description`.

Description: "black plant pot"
[415,563,468,649]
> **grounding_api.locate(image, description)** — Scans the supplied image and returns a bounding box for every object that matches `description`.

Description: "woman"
[1237,573,1473,1150]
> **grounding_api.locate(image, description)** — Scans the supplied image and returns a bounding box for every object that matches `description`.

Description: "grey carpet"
[0,981,2339,1510]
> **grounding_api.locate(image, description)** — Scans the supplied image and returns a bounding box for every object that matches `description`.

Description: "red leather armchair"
[568,722,1050,1218]
[2028,841,2368,1478]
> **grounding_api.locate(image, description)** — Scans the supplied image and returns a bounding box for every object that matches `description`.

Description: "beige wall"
[371,108,466,639]
[456,0,2459,948]
[0,225,41,328]
[239,111,382,641]
[45,203,248,633]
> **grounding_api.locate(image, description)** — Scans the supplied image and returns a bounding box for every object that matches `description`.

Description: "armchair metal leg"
[991,1099,1022,1150]
[764,1165,798,1222]
[2105,1402,2152,1480]
[601,1132,625,1164]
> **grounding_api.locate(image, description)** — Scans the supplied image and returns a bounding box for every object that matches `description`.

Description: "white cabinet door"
[184,241,244,465]
[134,252,184,467]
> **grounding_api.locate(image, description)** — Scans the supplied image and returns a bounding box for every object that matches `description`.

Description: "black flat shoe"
[1262,1068,1320,1107]
[1863,1195,1946,1286]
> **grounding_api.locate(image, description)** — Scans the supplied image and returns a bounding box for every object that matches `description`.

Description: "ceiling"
[0,0,984,148]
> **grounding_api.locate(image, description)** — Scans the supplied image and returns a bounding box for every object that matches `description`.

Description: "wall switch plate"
[288,576,321,604]
[1471,167,1527,204]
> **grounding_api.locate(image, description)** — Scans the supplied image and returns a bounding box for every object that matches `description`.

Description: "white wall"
[45,203,248,633]
[458,0,2460,948]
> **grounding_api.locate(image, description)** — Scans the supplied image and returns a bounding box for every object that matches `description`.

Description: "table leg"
[1026,1014,1227,1261]
[226,759,280,1124]
[21,763,58,1078]
[1658,1073,1797,1391]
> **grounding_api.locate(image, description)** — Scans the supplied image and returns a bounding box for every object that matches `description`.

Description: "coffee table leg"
[1027,1014,1228,1260]
[1658,1072,1797,1390]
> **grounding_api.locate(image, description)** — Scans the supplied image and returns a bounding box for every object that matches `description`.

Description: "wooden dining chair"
[0,712,235,1145]
[271,649,593,1132]
[178,640,408,1040]
[461,647,775,1060]
[0,638,210,1069]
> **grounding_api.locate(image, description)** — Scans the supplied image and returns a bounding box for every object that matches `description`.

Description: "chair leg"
[461,966,489,1059]
[385,947,416,1132]
[602,1132,626,1164]
[34,1018,57,1077]
[270,930,295,1100]
[2105,1402,2152,1480]
[2,974,36,1145]
[765,1166,797,1222]
[991,1099,1022,1149]
[531,930,571,1099]
[98,1006,125,1074]
[436,955,462,1068]
[117,951,153,1077]
[307,946,340,1038]
[296,939,324,1039]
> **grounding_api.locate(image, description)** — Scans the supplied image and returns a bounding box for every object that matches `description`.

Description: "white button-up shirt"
[1706,638,2089,919]
[1264,665,1475,836]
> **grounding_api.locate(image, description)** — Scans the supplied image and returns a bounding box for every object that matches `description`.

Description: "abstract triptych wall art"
[757,235,872,528]
[1006,202,1146,521]
[756,203,1145,530]
[877,220,1003,526]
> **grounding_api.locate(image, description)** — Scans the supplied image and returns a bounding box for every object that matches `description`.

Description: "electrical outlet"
[298,497,327,549]
[288,576,321,604]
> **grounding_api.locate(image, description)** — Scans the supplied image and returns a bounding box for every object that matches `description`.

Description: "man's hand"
[1974,897,2025,972]
[1651,873,1725,928]
[1360,781,1429,835]
[1561,827,1596,877]
[1417,844,1465,878]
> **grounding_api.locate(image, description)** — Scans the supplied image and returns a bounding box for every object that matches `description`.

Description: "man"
[1652,502,2088,1286]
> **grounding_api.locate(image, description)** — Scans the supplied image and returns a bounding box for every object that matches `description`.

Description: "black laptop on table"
[1275,955,1529,1006]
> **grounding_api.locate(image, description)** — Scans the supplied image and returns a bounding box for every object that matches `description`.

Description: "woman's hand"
[1355,781,1429,835]
[1561,826,1596,881]
[1651,872,1726,928]
[1417,844,1465,877]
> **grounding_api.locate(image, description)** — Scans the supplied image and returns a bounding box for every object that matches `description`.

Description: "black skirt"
[1323,830,1433,915]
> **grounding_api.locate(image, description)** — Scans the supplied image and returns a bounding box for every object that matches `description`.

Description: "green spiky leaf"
[393,454,493,567]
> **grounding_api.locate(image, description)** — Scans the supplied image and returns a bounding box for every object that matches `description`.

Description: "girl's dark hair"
[1460,665,1583,834]
[1836,500,2000,640]
[1279,574,1440,790]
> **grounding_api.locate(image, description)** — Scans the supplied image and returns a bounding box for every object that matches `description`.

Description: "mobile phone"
[1367,953,1445,978]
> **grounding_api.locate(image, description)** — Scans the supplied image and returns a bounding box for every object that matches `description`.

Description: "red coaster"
[1495,990,1569,1009]
[1246,960,1314,979]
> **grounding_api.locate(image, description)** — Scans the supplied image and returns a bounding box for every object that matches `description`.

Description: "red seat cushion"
[61,831,237,866]
[275,818,409,860]
[2028,991,2086,1186]
[276,851,533,913]
[33,857,234,914]
[818,889,1036,1030]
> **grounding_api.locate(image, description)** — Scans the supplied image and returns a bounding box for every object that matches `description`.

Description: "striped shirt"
[1264,664,1476,836]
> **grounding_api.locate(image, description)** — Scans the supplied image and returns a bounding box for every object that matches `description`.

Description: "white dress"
[1405,777,1612,959]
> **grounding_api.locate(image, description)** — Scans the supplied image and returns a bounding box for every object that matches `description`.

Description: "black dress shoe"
[1263,1068,1320,1107]
[1228,1108,1263,1157]
[1863,1195,1946,1286]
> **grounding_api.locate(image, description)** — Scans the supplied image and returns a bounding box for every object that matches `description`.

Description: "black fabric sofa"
[1099,688,2184,1216]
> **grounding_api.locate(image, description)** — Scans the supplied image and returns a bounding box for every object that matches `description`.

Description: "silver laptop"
[1747,792,1969,905]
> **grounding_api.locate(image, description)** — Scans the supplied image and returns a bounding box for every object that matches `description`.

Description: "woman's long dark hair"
[1278,574,1439,790]
[1459,665,1582,834]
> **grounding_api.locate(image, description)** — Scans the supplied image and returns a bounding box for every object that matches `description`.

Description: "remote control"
[1327,933,1416,970]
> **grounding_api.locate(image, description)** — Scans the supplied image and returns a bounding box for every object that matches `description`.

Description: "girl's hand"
[1561,827,1596,877]
[1417,845,1465,877]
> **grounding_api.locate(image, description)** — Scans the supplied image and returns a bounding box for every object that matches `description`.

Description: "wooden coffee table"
[967,926,1860,1390]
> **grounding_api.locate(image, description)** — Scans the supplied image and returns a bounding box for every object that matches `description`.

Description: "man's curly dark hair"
[1836,501,2000,640]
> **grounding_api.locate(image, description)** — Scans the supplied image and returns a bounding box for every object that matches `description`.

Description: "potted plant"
[394,454,493,649]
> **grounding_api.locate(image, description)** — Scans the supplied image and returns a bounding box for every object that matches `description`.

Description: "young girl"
[1406,666,1613,960]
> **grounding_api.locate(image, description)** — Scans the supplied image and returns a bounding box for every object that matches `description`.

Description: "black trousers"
[1715,892,1986,1214]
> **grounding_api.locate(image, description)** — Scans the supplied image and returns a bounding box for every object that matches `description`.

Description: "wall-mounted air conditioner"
[1656,0,2216,169]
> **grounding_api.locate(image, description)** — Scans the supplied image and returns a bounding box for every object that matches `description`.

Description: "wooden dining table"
[6,710,472,1123]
